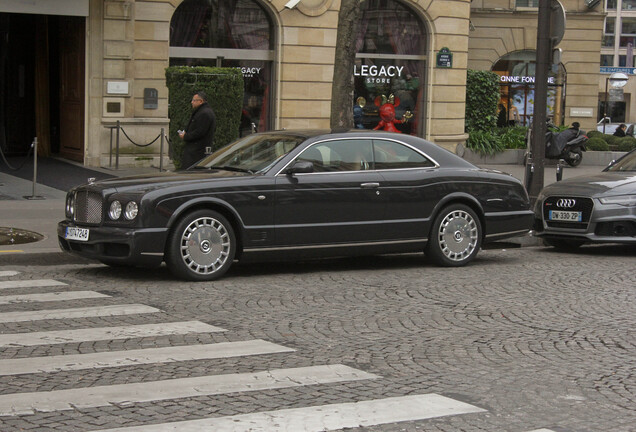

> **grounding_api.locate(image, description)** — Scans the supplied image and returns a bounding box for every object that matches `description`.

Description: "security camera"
[285,0,301,9]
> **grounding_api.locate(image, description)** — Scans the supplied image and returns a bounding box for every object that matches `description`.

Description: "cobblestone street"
[0,243,635,431]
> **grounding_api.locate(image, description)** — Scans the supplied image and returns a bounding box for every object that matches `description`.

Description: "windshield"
[193,134,306,173]
[606,150,636,172]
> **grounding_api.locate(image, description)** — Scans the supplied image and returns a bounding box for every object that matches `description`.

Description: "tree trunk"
[330,0,362,129]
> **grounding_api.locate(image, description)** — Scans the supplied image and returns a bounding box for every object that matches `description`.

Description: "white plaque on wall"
[107,81,129,95]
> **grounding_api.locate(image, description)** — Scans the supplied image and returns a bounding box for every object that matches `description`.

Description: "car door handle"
[360,182,380,189]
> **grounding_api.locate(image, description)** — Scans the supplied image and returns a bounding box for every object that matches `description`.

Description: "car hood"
[75,170,254,194]
[541,171,636,197]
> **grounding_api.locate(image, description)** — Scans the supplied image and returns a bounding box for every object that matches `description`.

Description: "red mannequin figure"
[373,94,413,133]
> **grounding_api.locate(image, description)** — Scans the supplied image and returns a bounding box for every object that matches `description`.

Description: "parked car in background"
[596,118,635,136]
[533,149,636,249]
[59,130,533,281]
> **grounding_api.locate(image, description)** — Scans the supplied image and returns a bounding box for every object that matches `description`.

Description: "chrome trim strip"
[140,252,164,256]
[275,136,440,176]
[484,229,530,239]
[243,237,427,253]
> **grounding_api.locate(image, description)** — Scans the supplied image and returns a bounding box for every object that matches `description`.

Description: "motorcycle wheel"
[566,149,582,167]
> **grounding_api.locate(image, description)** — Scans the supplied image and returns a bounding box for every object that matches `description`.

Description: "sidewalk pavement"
[0,161,610,256]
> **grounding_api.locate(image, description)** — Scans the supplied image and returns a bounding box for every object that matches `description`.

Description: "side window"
[297,139,373,172]
[373,140,435,169]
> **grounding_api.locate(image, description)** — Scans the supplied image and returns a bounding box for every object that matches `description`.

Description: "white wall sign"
[107,81,129,95]
[569,107,593,117]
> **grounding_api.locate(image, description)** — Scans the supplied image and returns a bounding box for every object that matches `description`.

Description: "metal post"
[527,0,552,205]
[116,120,120,170]
[109,126,114,168]
[24,137,44,200]
[556,159,564,181]
[159,128,164,172]
[603,77,609,134]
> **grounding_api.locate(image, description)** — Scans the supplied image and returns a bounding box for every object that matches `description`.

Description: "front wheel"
[426,204,482,267]
[166,209,236,281]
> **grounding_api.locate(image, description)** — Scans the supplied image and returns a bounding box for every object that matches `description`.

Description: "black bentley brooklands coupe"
[58,130,533,281]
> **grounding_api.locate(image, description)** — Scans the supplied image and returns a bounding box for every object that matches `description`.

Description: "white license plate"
[65,227,89,241]
[549,210,582,222]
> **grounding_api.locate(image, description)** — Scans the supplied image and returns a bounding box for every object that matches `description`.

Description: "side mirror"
[286,160,314,174]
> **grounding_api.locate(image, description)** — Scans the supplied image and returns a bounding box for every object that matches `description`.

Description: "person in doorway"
[178,91,216,169]
[613,123,627,137]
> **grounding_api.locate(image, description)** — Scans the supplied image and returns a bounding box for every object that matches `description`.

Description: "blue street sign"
[600,66,636,74]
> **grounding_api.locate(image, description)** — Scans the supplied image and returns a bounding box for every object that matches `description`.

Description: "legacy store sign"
[354,65,405,84]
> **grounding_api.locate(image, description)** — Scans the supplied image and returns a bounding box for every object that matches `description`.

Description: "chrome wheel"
[180,216,230,273]
[427,204,482,267]
[167,210,235,281]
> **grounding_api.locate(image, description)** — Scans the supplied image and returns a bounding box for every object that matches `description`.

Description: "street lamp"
[603,72,629,134]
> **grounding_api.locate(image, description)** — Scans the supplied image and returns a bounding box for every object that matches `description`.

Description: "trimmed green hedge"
[465,70,500,133]
[166,66,244,169]
[593,131,636,152]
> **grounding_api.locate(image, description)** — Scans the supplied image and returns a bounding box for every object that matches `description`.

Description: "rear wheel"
[566,149,583,167]
[426,204,482,267]
[166,209,236,281]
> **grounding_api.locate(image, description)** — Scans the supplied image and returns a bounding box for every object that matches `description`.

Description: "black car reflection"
[58,130,533,281]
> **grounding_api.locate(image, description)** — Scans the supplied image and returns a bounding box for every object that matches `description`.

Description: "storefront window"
[169,0,274,135]
[354,0,427,135]
[492,50,565,127]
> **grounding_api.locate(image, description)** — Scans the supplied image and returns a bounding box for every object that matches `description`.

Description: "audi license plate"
[549,210,582,222]
[65,227,89,241]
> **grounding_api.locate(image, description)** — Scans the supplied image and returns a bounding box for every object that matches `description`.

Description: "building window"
[516,0,539,7]
[601,54,614,66]
[620,17,636,47]
[169,0,275,136]
[607,0,618,10]
[604,17,616,47]
[623,0,636,9]
[354,0,427,135]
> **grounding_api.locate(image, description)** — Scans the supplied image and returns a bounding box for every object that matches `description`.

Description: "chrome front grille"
[74,190,103,224]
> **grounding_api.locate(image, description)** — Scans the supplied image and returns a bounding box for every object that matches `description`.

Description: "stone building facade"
[0,0,607,168]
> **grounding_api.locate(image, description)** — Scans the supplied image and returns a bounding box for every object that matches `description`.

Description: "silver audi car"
[533,149,636,249]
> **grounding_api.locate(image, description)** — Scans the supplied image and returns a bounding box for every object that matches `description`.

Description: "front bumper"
[533,199,636,244]
[57,221,169,266]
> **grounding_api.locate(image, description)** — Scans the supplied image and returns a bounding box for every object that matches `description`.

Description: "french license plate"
[549,210,582,222]
[65,227,89,241]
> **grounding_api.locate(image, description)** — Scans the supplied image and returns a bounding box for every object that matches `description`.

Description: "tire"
[566,149,583,167]
[543,238,584,250]
[166,209,236,281]
[426,204,482,267]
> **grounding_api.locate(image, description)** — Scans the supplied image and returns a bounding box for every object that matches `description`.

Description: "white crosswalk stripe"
[0,321,226,347]
[0,290,109,305]
[0,270,20,277]
[0,340,294,375]
[0,304,160,323]
[0,279,67,289]
[0,364,378,416]
[93,394,486,432]
[0,273,494,430]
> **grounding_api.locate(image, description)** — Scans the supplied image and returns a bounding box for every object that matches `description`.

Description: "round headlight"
[66,194,75,218]
[124,201,138,220]
[109,200,122,220]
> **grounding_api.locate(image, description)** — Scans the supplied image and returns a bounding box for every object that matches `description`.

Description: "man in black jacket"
[178,91,216,169]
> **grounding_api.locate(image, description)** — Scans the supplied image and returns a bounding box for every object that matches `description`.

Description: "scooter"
[524,122,588,167]
[545,125,588,167]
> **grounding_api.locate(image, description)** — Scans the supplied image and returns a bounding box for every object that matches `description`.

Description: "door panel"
[274,139,386,246]
[59,16,85,162]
